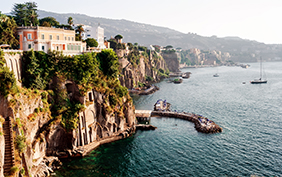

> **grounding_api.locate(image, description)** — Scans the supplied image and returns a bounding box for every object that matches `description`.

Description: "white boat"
[213,73,219,77]
[250,57,267,84]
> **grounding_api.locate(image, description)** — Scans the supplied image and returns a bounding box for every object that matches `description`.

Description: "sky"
[2,0,282,44]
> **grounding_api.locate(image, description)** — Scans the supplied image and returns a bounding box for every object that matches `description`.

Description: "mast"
[260,56,262,80]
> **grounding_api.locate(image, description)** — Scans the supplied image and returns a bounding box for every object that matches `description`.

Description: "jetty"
[135,100,222,134]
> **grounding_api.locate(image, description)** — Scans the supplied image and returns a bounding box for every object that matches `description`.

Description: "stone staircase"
[3,117,15,175]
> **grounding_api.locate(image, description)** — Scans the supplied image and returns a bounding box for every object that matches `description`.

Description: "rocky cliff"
[118,49,168,89]
[0,49,137,177]
[0,81,136,177]
[161,51,180,72]
[178,48,231,66]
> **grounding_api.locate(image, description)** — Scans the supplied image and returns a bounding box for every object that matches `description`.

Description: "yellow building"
[17,26,86,55]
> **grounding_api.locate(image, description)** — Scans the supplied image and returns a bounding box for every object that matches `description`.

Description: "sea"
[55,62,282,177]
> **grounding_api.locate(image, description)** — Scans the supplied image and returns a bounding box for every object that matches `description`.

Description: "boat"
[250,57,267,84]
[213,73,219,77]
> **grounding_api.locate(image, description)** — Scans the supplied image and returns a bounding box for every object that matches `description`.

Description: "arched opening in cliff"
[89,127,92,143]
[89,92,93,102]
[65,82,75,98]
[78,122,82,146]
[113,123,117,133]
[97,126,103,139]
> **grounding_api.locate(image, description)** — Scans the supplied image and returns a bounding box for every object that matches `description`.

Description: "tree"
[75,25,84,41]
[97,49,119,78]
[114,34,123,42]
[68,17,73,26]
[12,2,39,26]
[39,17,59,27]
[0,66,18,97]
[127,43,133,50]
[107,39,117,50]
[85,38,98,48]
[165,45,173,50]
[41,21,51,27]
[0,12,19,49]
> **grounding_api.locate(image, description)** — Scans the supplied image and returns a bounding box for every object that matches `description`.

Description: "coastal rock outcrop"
[119,50,168,89]
[0,82,137,176]
[161,52,180,72]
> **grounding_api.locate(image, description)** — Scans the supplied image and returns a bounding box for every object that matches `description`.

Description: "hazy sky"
[2,0,282,44]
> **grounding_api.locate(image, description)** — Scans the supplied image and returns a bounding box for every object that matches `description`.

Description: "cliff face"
[178,48,231,66]
[161,52,180,72]
[0,82,136,177]
[118,50,168,89]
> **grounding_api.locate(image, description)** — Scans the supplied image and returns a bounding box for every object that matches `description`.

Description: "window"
[57,35,59,40]
[42,34,44,40]
[28,44,31,49]
[50,35,52,40]
[42,46,45,51]
[65,37,67,41]
[57,46,59,50]
[27,34,32,40]
[72,37,74,41]
[68,37,70,41]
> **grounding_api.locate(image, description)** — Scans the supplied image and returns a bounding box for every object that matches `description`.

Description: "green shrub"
[0,50,5,67]
[20,168,25,175]
[10,166,19,174]
[115,85,128,98]
[41,91,47,99]
[0,67,18,97]
[34,108,39,113]
[109,95,117,107]
[137,82,145,87]
[15,135,26,153]
[145,76,154,82]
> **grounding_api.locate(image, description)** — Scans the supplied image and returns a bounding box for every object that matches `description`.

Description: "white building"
[80,24,106,49]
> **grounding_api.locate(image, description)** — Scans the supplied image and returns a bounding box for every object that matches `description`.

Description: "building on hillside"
[17,26,86,55]
[80,24,106,49]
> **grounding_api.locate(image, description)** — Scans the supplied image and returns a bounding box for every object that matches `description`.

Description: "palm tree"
[68,17,73,26]
[75,25,84,41]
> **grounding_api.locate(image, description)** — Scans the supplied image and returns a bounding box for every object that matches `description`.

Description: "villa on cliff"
[80,24,107,49]
[17,26,87,55]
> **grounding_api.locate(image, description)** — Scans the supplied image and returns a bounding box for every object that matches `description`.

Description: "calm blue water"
[55,62,282,177]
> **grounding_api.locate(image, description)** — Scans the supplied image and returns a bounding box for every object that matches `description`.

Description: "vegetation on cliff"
[0,50,19,97]
[21,49,128,131]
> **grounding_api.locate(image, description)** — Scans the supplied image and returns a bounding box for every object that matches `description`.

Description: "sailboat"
[250,57,267,84]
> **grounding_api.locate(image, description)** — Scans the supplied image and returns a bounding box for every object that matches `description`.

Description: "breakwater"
[151,111,222,133]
